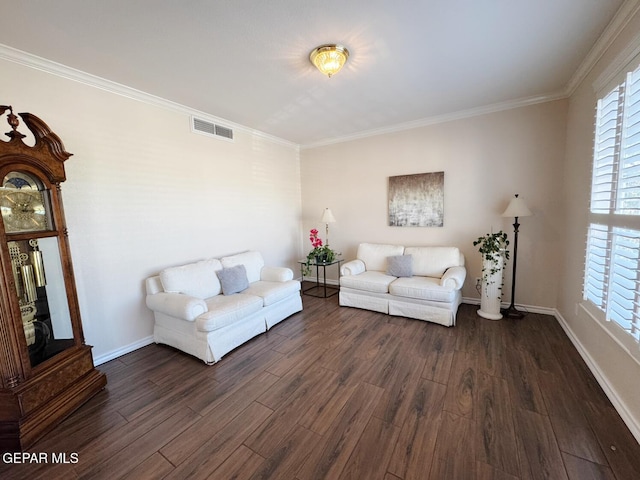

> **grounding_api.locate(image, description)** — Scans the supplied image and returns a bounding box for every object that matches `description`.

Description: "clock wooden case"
[0,106,106,451]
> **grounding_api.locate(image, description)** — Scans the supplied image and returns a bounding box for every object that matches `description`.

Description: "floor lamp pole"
[501,193,532,319]
[503,216,523,318]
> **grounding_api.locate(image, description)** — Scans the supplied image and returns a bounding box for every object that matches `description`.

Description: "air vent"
[191,117,234,141]
[214,124,233,140]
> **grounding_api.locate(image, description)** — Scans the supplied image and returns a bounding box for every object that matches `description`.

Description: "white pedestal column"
[478,254,504,320]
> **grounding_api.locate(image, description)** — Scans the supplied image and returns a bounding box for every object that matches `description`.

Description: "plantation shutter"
[608,228,640,341]
[584,224,609,309]
[584,62,640,355]
[619,67,640,215]
[590,87,622,215]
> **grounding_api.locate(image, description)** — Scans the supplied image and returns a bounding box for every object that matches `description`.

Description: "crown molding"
[301,90,568,150]
[592,29,640,93]
[565,0,640,96]
[0,44,299,150]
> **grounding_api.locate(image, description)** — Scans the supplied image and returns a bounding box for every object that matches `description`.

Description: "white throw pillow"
[220,251,264,283]
[160,258,222,299]
[357,243,404,272]
[404,247,462,278]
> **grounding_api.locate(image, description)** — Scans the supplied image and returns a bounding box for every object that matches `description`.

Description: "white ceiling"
[0,0,627,146]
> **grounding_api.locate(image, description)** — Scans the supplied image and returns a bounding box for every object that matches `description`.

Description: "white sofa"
[339,243,466,326]
[145,251,302,364]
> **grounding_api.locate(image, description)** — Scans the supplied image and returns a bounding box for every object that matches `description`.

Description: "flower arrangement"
[302,229,339,275]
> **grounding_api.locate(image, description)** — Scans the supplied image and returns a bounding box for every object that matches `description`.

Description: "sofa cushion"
[357,243,405,272]
[340,271,397,294]
[389,276,458,303]
[386,254,413,277]
[160,258,222,299]
[244,280,301,306]
[221,251,264,283]
[403,247,463,278]
[197,294,263,332]
[217,264,250,295]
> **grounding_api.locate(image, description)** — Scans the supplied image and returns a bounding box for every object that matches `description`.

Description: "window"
[584,61,640,353]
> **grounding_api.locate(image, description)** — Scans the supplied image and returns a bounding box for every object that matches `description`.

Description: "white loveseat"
[145,251,302,364]
[339,243,466,326]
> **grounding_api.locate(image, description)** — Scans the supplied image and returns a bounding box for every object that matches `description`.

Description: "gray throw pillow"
[386,254,413,277]
[216,264,249,295]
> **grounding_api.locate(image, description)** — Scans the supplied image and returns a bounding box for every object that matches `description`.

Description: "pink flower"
[309,228,325,249]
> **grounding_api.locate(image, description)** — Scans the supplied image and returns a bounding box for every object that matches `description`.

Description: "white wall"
[0,58,302,363]
[559,9,640,440]
[301,100,568,308]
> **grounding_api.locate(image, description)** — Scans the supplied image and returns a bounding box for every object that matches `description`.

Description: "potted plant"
[302,229,339,276]
[473,231,509,320]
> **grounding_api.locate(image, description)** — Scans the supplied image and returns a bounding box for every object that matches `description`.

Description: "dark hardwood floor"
[3,289,640,479]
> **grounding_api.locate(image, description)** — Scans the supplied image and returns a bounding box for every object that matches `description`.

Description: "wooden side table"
[299,258,342,298]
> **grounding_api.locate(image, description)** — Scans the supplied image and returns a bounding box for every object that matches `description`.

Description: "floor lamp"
[501,194,532,319]
[321,208,336,245]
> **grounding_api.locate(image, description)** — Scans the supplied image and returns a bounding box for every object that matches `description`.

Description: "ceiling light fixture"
[309,44,349,78]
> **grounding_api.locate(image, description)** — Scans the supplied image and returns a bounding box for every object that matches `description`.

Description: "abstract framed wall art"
[388,171,444,227]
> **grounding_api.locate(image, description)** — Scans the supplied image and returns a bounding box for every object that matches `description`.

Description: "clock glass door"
[8,236,75,367]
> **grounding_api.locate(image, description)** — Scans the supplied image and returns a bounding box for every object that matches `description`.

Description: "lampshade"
[501,194,532,218]
[309,44,349,78]
[321,208,336,223]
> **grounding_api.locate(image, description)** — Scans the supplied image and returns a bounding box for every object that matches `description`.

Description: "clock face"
[0,172,51,233]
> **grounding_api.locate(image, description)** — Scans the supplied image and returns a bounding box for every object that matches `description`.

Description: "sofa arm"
[261,266,294,282]
[341,259,366,276]
[145,292,207,321]
[440,266,467,290]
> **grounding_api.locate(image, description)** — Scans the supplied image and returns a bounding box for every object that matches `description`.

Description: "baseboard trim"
[553,309,640,445]
[93,336,154,366]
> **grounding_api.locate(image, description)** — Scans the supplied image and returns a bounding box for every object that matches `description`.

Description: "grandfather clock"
[0,106,106,451]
